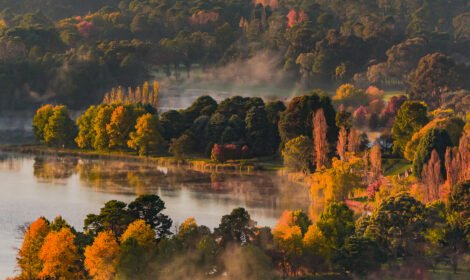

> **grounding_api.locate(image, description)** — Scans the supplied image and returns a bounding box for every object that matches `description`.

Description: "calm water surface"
[0,152,309,278]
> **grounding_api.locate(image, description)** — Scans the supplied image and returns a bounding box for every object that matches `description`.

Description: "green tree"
[265,101,286,153]
[127,113,165,156]
[446,181,470,272]
[32,104,54,143]
[182,95,218,124]
[407,53,464,109]
[128,195,172,239]
[245,106,270,156]
[317,202,355,251]
[335,236,386,275]
[366,193,428,258]
[205,112,227,150]
[412,128,452,178]
[160,110,186,141]
[391,101,429,155]
[93,105,114,151]
[84,200,133,237]
[43,105,77,147]
[169,132,196,159]
[221,115,245,144]
[117,238,147,280]
[75,105,98,149]
[278,93,338,147]
[281,135,314,173]
[214,208,256,246]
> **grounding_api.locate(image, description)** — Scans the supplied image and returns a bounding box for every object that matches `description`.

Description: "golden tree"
[120,219,155,249]
[17,218,50,280]
[38,228,81,279]
[107,105,133,150]
[311,156,364,204]
[84,231,120,280]
[272,210,309,276]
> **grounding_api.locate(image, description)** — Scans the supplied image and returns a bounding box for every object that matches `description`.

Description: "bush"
[210,144,249,163]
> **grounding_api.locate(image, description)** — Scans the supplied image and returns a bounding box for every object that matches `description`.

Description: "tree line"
[33,87,339,160]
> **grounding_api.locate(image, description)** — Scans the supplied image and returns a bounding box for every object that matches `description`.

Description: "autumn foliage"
[314,109,329,168]
[38,228,81,279]
[84,231,120,280]
[17,218,50,280]
[120,219,155,249]
[287,10,308,28]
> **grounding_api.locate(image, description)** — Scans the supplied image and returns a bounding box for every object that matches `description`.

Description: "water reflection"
[0,153,22,171]
[33,156,78,184]
[31,155,310,213]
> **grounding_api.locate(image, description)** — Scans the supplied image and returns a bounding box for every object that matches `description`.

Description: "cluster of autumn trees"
[15,179,470,279]
[33,87,315,160]
[33,102,164,156]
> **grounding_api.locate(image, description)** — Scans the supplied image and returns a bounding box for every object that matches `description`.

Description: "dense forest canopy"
[0,0,468,110]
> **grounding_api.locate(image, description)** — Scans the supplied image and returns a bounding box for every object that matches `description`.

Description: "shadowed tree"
[128,195,172,239]
[214,208,256,246]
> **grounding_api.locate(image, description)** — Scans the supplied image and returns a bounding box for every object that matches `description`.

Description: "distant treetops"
[103,80,160,110]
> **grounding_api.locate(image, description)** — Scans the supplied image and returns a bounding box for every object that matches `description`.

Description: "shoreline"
[0,144,284,174]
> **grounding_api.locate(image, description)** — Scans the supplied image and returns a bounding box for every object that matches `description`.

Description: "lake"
[0,152,309,278]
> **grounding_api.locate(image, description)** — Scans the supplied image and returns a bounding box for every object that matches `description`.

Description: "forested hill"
[0,0,468,111]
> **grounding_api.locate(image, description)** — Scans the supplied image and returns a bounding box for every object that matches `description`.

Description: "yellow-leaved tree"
[127,113,165,156]
[84,231,120,280]
[17,217,50,280]
[272,210,311,276]
[107,105,133,150]
[120,219,155,249]
[38,227,81,279]
[310,155,364,204]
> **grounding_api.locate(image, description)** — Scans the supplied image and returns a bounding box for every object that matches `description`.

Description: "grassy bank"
[0,144,284,173]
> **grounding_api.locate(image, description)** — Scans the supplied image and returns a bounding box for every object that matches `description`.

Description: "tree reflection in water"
[0,153,22,172]
[33,156,78,184]
[31,156,311,216]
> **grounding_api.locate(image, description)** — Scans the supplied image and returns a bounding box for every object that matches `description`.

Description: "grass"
[383,158,412,176]
[0,144,284,173]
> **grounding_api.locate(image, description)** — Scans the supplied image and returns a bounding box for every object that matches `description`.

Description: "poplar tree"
[314,109,329,168]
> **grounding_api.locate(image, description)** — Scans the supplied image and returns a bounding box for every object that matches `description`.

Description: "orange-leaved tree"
[84,231,120,280]
[17,217,50,280]
[38,227,81,279]
[272,210,311,276]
